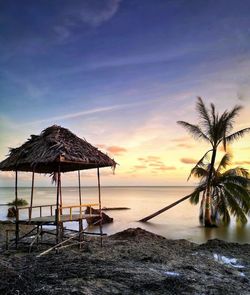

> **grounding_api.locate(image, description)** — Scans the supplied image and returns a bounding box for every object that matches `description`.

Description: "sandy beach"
[0,224,249,295]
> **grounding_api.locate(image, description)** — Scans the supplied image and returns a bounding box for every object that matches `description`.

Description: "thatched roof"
[0,125,116,173]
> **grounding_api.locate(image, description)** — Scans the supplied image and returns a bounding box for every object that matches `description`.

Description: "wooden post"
[78,170,83,241]
[97,168,103,246]
[15,170,19,249]
[78,170,82,217]
[56,166,61,244]
[59,172,62,214]
[29,171,35,221]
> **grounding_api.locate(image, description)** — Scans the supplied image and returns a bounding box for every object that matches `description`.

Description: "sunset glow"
[1,0,250,186]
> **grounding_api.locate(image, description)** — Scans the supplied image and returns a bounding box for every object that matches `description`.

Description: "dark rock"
[85,206,113,225]
[7,207,17,218]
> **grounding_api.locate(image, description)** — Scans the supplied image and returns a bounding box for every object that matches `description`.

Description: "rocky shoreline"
[0,226,249,294]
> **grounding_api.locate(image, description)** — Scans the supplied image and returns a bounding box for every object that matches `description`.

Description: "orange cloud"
[96,144,127,155]
[107,146,127,155]
[155,166,176,171]
[180,158,197,164]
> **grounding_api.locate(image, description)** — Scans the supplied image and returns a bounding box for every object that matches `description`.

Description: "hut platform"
[18,213,100,225]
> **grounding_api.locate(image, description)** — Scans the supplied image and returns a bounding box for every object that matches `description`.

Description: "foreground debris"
[0,227,249,294]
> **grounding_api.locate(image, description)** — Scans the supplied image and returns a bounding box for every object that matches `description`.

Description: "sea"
[0,186,249,244]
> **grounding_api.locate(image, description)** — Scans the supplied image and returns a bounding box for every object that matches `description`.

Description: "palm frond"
[223,182,250,213]
[189,189,201,205]
[223,168,249,179]
[187,149,212,180]
[190,167,208,179]
[50,172,58,184]
[177,121,210,142]
[223,186,248,224]
[196,97,212,131]
[216,190,231,225]
[216,153,231,173]
[225,105,243,125]
[225,128,250,144]
[210,103,216,125]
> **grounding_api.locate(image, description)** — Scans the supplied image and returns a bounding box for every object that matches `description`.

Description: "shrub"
[8,198,28,206]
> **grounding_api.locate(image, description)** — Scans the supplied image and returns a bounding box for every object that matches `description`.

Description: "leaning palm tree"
[178,97,250,226]
[189,153,250,226]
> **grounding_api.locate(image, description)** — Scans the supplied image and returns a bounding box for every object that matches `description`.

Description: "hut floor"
[18,213,100,225]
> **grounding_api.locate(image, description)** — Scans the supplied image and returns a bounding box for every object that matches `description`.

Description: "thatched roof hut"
[0,125,116,173]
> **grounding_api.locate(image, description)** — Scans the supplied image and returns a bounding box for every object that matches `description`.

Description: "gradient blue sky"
[1,0,250,186]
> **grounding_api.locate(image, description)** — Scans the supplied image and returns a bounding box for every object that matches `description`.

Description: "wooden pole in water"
[97,167,103,246]
[139,194,192,222]
[15,170,19,248]
[29,171,35,220]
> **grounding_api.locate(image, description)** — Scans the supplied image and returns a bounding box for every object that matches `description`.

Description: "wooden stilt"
[59,172,62,214]
[78,170,82,217]
[78,170,83,244]
[56,166,61,244]
[97,167,103,246]
[15,170,19,249]
[29,171,35,221]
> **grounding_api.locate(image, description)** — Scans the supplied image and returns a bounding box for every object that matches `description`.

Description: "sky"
[0,0,250,187]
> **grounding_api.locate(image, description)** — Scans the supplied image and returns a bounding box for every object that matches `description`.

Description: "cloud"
[138,157,146,162]
[172,137,191,142]
[53,0,122,41]
[234,161,250,165]
[134,165,147,169]
[135,156,175,172]
[76,0,122,27]
[96,144,106,149]
[147,156,161,161]
[21,99,159,126]
[154,166,176,171]
[106,146,127,155]
[177,143,194,148]
[138,156,161,163]
[180,158,197,164]
[148,163,164,167]
[96,144,127,155]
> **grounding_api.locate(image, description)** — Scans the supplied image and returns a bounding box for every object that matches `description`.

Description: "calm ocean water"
[0,186,249,244]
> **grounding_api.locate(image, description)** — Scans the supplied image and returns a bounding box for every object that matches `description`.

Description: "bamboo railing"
[16,203,100,222]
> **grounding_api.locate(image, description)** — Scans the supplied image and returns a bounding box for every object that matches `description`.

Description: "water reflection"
[1,186,250,244]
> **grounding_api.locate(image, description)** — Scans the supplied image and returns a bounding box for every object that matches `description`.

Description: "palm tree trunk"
[139,194,192,222]
[204,148,217,227]
[199,190,206,225]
